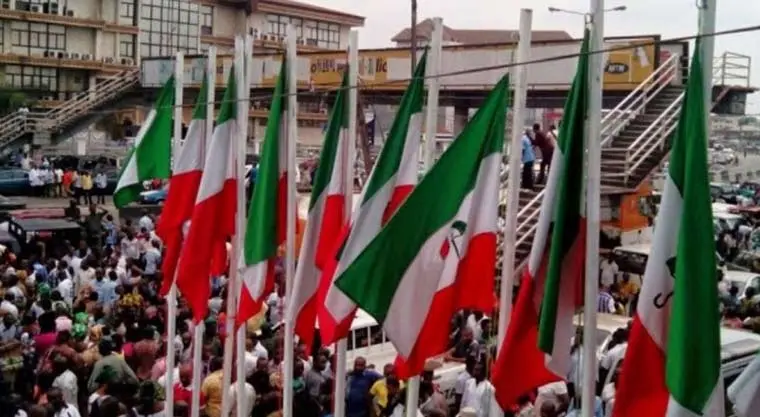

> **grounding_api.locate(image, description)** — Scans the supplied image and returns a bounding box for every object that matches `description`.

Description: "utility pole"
[410,0,418,75]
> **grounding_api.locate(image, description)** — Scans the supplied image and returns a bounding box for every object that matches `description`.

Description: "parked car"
[0,169,30,196]
[711,182,738,204]
[139,185,168,204]
[0,195,25,211]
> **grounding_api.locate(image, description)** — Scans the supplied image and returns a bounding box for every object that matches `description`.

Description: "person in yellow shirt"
[369,363,404,417]
[201,357,225,417]
[618,273,640,301]
[81,170,94,205]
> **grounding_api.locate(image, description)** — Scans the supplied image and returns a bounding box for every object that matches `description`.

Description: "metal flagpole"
[698,0,716,126]
[403,16,442,417]
[165,50,184,417]
[498,8,532,348]
[582,0,605,416]
[283,24,299,417]
[334,30,359,417]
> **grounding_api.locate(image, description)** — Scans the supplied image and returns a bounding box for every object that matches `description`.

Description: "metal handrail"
[597,53,681,147]
[506,54,683,254]
[623,89,681,167]
[622,93,684,183]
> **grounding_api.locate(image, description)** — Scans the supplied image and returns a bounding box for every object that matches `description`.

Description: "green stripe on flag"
[335,74,509,322]
[113,75,175,208]
[217,67,237,125]
[665,41,721,414]
[360,52,427,204]
[192,75,209,120]
[243,59,287,266]
[537,31,589,353]
[310,70,349,210]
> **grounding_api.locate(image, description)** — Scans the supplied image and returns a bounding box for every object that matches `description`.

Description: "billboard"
[141,36,672,92]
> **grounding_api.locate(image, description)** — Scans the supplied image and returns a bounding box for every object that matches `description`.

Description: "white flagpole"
[698,0,716,124]
[165,50,184,417]
[582,0,605,416]
[333,30,359,417]
[498,8,532,348]
[283,24,299,417]
[233,34,252,417]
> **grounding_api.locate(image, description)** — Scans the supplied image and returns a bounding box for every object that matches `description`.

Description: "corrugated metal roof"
[391,18,572,44]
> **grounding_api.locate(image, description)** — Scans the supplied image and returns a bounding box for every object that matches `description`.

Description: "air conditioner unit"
[278,36,285,42]
[60,52,70,59]
[121,57,133,65]
[66,9,73,16]
[297,38,305,45]
[57,51,65,58]
[0,0,10,9]
[49,2,59,14]
[43,50,52,58]
[30,4,41,12]
[70,52,80,59]
[103,57,115,64]
[82,53,92,60]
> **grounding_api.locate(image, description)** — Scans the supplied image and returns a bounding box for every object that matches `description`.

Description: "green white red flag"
[287,71,351,347]
[613,41,723,417]
[317,52,427,345]
[491,31,589,408]
[238,59,289,326]
[334,74,508,377]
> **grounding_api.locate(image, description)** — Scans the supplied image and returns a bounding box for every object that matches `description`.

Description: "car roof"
[612,243,651,256]
[724,270,760,283]
[721,327,760,362]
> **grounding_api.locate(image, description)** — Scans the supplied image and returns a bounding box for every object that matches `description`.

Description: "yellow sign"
[603,40,657,90]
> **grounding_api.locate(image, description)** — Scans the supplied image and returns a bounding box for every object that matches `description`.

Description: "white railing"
[504,53,683,270]
[0,113,30,148]
[598,53,681,147]
[31,68,140,133]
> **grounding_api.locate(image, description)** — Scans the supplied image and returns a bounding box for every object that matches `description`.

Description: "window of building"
[266,14,339,47]
[201,5,213,35]
[140,0,199,57]
[4,65,57,90]
[119,34,135,59]
[11,22,65,55]
[120,1,134,20]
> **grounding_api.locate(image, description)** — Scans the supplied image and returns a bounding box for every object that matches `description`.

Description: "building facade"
[0,0,363,103]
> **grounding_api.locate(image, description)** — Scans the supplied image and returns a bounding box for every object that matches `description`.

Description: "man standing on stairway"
[533,123,554,185]
[521,128,536,191]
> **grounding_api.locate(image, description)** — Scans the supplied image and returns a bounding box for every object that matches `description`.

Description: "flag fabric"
[335,75,508,374]
[287,71,350,347]
[318,52,427,345]
[728,353,760,417]
[238,59,289,327]
[613,42,723,417]
[157,76,208,296]
[113,76,175,208]
[491,32,589,409]
[175,69,238,323]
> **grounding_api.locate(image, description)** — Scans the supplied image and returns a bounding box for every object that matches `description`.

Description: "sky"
[308,0,760,113]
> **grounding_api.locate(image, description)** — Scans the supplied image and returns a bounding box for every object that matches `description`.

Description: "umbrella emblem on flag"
[654,256,677,309]
[440,220,467,260]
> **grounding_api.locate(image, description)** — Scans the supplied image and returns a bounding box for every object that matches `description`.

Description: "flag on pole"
[613,41,723,417]
[238,59,288,326]
[113,76,175,208]
[728,353,760,417]
[176,68,238,323]
[157,76,208,296]
[287,71,350,347]
[318,52,427,345]
[491,32,589,409]
[334,75,508,372]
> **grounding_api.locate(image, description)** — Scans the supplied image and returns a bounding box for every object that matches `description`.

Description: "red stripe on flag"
[237,259,276,328]
[315,194,346,270]
[382,184,414,224]
[612,317,668,417]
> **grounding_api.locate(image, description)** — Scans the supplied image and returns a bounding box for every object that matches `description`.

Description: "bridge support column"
[453,106,468,136]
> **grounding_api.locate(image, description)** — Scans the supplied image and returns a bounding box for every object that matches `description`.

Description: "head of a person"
[47,387,66,410]
[460,326,474,343]
[472,361,486,382]
[209,356,224,373]
[464,354,477,375]
[294,359,305,379]
[532,123,541,132]
[382,363,396,378]
[98,338,114,356]
[540,401,557,417]
[352,356,366,375]
[179,363,192,387]
[312,353,327,372]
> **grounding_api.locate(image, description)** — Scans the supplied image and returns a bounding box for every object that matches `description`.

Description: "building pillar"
[453,105,468,136]
[134,0,142,65]
[3,25,11,54]
[114,0,120,61]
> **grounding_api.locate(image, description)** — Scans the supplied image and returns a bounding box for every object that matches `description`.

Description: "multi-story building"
[0,0,363,103]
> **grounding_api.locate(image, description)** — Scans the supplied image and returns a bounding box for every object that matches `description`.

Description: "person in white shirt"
[52,357,79,409]
[454,357,476,410]
[54,166,64,197]
[459,362,496,417]
[534,381,570,416]
[57,275,76,306]
[139,210,155,232]
[49,388,82,417]
[600,255,619,289]
[228,376,256,417]
[29,166,42,196]
[94,171,107,204]
[0,293,19,318]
